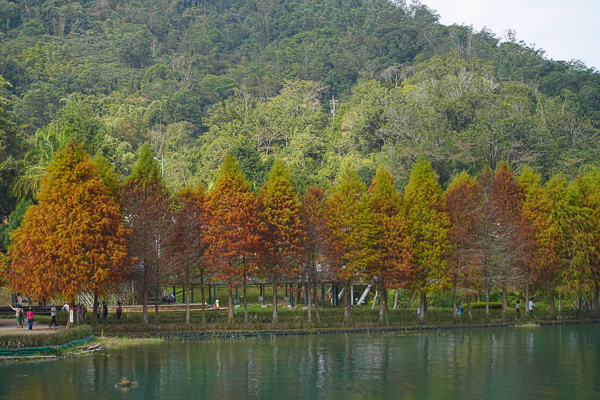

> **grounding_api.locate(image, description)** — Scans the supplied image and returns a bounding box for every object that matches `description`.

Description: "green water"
[1,324,598,399]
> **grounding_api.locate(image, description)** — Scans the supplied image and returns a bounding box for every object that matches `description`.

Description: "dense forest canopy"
[0,0,599,219]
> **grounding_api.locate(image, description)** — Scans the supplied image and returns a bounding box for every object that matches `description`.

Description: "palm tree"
[11,126,73,199]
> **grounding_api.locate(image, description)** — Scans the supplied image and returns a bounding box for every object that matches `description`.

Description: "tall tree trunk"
[295,284,302,306]
[595,288,599,311]
[372,290,378,310]
[243,281,248,325]
[272,283,278,324]
[382,288,389,326]
[525,282,530,315]
[201,278,206,326]
[93,293,99,324]
[343,282,351,326]
[465,276,472,317]
[452,272,458,317]
[394,288,399,309]
[405,292,416,309]
[186,285,190,324]
[485,279,490,315]
[502,283,508,314]
[549,291,555,314]
[485,278,490,314]
[155,288,159,322]
[313,279,321,324]
[307,281,312,328]
[558,292,562,315]
[142,290,148,324]
[419,292,427,323]
[379,288,384,325]
[227,283,234,322]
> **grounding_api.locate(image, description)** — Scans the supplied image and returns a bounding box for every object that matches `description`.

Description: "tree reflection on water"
[1,324,598,399]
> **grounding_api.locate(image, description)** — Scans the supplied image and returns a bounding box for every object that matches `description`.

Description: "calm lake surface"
[1,323,599,399]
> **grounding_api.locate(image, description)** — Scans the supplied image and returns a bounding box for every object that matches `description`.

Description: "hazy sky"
[420,0,600,70]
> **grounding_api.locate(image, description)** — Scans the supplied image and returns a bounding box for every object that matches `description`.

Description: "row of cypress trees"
[2,142,599,327]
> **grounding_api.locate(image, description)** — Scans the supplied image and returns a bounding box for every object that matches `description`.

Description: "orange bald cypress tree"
[325,163,378,325]
[404,155,450,323]
[445,171,481,317]
[579,170,600,309]
[204,154,259,322]
[0,144,131,323]
[550,175,599,306]
[258,160,304,324]
[490,162,531,313]
[121,144,171,324]
[519,166,557,312]
[368,166,413,325]
[165,184,208,324]
[301,186,328,326]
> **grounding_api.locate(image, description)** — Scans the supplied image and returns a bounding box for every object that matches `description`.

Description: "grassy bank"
[0,325,92,349]
[38,306,599,335]
[97,336,165,349]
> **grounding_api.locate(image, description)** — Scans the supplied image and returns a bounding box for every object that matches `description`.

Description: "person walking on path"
[49,303,58,328]
[9,304,23,328]
[26,307,34,331]
[528,298,535,320]
[102,301,108,326]
[116,302,122,322]
[516,300,521,320]
[457,301,463,317]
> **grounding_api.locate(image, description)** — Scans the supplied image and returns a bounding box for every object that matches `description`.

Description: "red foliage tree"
[165,184,209,324]
[445,171,481,316]
[204,154,259,322]
[300,186,329,326]
[121,144,171,324]
[487,162,531,313]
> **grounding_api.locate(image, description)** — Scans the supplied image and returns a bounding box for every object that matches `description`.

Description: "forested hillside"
[1,0,599,218]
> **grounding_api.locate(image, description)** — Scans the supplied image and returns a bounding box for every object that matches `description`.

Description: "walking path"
[0,318,65,334]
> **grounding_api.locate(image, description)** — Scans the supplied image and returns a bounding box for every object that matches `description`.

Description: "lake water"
[1,324,598,399]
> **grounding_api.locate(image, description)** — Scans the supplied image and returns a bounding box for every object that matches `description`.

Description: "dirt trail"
[0,318,66,334]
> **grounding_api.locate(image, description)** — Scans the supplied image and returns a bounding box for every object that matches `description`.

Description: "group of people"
[161,291,176,304]
[8,294,540,330]
[66,301,124,326]
[453,298,536,320]
[8,303,34,331]
[515,298,536,320]
[8,300,125,331]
